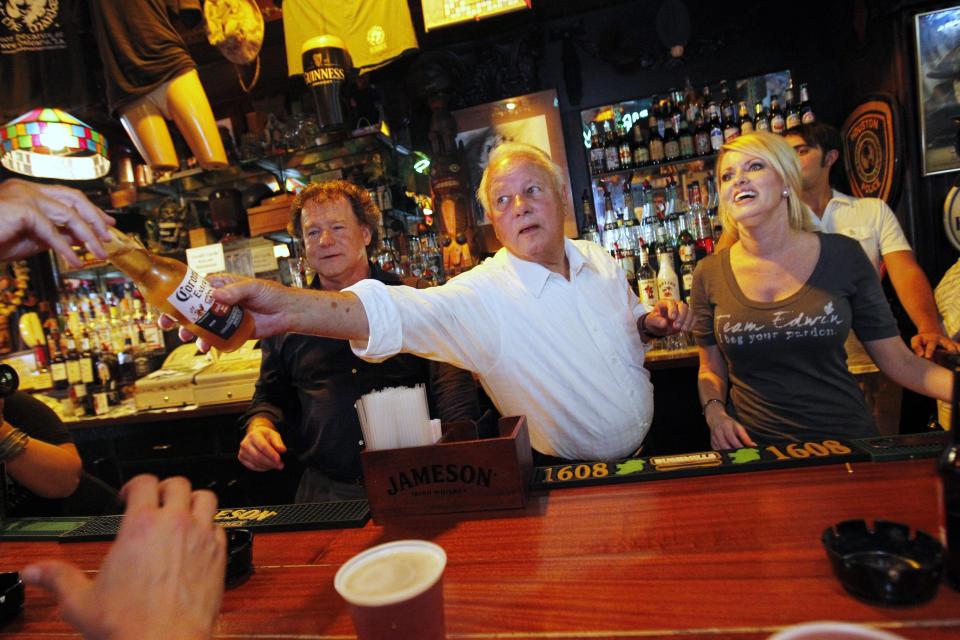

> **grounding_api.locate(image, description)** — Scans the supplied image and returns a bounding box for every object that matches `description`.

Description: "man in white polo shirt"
[784,122,958,434]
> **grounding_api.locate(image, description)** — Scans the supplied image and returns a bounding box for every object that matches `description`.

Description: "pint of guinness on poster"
[301,34,350,132]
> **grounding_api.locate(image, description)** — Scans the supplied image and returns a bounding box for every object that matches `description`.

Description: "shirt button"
[351,368,358,374]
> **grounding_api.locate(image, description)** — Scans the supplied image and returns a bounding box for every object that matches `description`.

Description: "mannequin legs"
[119,69,228,171]
[120,98,178,172]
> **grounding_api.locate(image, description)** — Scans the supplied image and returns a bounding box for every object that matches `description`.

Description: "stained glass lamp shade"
[0,108,109,180]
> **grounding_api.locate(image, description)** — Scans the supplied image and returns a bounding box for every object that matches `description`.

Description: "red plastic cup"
[334,540,447,640]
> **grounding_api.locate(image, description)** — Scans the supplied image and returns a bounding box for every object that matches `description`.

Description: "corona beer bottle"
[102,228,254,352]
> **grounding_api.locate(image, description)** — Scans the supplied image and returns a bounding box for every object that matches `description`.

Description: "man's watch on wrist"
[638,313,657,341]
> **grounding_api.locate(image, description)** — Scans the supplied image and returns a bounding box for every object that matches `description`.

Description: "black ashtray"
[822,519,943,605]
[225,528,253,588]
[0,572,24,623]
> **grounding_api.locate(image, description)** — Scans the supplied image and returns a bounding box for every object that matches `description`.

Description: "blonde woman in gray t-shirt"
[691,132,952,449]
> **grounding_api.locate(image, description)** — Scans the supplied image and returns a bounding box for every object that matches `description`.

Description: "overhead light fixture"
[0,108,110,180]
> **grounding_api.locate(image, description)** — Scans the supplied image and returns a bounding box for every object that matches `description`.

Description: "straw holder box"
[361,415,532,520]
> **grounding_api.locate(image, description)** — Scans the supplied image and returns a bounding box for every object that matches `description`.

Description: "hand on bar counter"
[0,179,115,267]
[22,475,225,640]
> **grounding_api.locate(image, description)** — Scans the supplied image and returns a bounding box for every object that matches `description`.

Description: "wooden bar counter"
[0,458,957,639]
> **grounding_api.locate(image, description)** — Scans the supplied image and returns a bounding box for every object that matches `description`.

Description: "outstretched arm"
[864,335,952,402]
[0,179,114,266]
[162,277,371,350]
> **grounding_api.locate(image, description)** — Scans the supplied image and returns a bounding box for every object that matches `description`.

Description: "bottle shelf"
[589,153,717,181]
[94,130,396,209]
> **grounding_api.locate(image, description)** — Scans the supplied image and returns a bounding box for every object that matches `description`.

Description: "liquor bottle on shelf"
[648,115,665,165]
[678,230,697,303]
[63,327,81,386]
[603,120,620,173]
[580,189,601,244]
[48,330,68,391]
[656,99,668,139]
[97,340,120,406]
[617,118,633,170]
[754,101,770,132]
[636,243,659,309]
[663,120,680,161]
[664,213,681,250]
[656,248,680,301]
[693,112,712,156]
[588,121,605,175]
[670,90,684,134]
[785,81,802,130]
[615,241,636,292]
[707,102,724,152]
[631,119,650,167]
[621,182,635,224]
[420,233,444,286]
[719,80,735,124]
[722,103,740,143]
[683,80,700,125]
[654,215,671,256]
[738,102,754,136]
[102,228,254,352]
[769,95,786,134]
[688,182,713,257]
[799,83,815,124]
[938,356,960,590]
[705,175,723,242]
[602,188,619,254]
[678,119,695,159]
[79,330,95,386]
[630,179,646,222]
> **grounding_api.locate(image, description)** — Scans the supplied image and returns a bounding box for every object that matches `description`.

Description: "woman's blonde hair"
[716,131,816,234]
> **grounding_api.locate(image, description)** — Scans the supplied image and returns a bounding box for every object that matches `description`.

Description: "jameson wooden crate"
[246,193,294,236]
[360,416,533,520]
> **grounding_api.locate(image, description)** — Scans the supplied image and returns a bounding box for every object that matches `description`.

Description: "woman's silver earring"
[782,189,790,198]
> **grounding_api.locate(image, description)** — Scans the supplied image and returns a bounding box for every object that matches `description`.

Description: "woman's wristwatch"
[701,398,725,415]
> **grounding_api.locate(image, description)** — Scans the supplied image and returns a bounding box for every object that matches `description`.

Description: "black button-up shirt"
[238,265,479,483]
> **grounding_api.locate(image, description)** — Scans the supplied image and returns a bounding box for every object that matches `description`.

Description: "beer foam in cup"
[335,540,446,607]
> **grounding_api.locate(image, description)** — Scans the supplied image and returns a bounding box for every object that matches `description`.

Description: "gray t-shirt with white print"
[691,233,900,444]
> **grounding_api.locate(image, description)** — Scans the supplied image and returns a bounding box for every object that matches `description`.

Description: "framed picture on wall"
[452,89,578,237]
[915,6,960,175]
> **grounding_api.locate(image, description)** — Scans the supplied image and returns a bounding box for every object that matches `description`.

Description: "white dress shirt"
[346,238,654,460]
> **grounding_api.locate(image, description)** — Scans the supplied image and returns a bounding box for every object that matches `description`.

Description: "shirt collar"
[501,238,589,298]
[311,261,396,290]
[828,189,856,209]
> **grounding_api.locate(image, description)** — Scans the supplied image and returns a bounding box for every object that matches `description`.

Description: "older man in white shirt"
[175,143,693,461]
